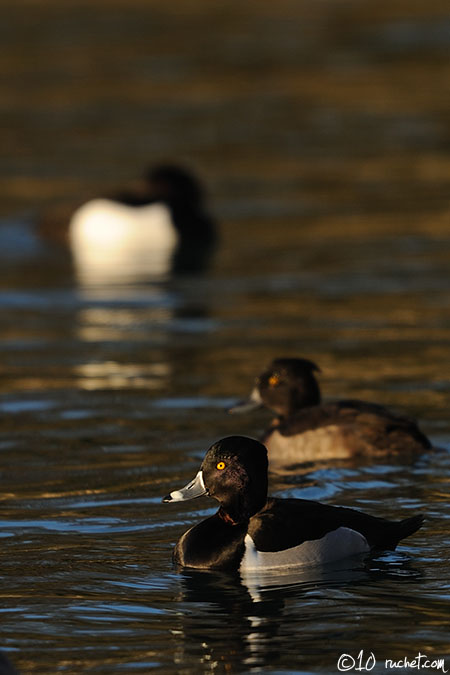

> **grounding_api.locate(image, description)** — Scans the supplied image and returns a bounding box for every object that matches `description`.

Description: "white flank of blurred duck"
[69,200,178,282]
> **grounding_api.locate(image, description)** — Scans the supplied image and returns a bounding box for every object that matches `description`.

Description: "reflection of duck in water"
[173,568,285,670]
[163,436,423,571]
[40,164,217,283]
[172,548,422,673]
[230,358,431,468]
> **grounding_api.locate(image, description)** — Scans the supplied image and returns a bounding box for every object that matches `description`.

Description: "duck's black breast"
[273,399,431,454]
[173,512,248,570]
[248,498,423,552]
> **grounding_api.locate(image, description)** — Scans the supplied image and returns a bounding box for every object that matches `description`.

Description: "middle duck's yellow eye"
[268,374,280,387]
[216,461,226,471]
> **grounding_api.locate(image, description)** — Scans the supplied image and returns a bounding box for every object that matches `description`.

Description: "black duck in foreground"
[163,436,424,571]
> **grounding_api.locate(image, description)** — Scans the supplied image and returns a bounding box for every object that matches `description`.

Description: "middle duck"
[230,358,431,467]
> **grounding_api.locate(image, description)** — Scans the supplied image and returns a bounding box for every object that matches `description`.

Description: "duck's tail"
[384,514,424,550]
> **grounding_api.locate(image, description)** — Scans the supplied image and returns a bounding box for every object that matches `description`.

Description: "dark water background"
[1,1,450,673]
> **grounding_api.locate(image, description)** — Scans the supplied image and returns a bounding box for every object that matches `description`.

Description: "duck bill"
[228,387,262,414]
[163,470,207,503]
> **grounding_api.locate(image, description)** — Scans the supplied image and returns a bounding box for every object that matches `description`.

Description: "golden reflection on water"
[74,361,172,390]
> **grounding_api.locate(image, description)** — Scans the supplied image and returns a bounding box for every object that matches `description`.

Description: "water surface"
[1,1,450,673]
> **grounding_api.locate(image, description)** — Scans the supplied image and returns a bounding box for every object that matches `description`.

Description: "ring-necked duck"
[230,358,431,465]
[163,436,423,571]
[39,164,216,282]
[71,164,217,281]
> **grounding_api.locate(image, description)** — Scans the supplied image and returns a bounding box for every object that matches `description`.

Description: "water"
[1,1,450,673]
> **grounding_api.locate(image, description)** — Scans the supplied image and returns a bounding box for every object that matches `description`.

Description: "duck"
[163,436,424,571]
[40,164,217,283]
[229,358,431,466]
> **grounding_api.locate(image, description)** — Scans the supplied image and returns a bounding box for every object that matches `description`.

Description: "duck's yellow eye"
[268,374,280,387]
[216,461,226,471]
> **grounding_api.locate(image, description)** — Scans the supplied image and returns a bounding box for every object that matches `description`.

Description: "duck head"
[230,357,321,419]
[163,436,268,524]
[144,164,204,209]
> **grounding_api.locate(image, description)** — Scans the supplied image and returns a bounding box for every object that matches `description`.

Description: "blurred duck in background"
[230,358,432,468]
[40,164,217,283]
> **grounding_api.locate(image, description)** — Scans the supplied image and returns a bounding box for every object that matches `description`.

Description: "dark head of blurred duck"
[144,165,205,208]
[230,357,432,466]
